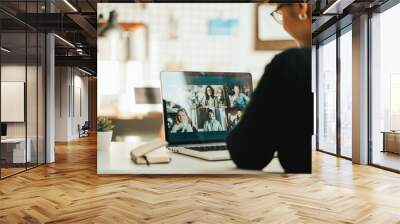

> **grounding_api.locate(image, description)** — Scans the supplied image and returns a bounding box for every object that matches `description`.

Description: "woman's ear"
[296,3,310,21]
[299,3,311,17]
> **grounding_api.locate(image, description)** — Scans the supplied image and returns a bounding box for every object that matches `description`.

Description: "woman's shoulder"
[273,47,311,63]
[259,47,311,85]
[264,47,311,74]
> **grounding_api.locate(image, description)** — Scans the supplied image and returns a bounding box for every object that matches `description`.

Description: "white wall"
[55,67,89,141]
[98,3,293,117]
[72,73,89,138]
[55,67,69,141]
[98,3,286,82]
[312,46,316,150]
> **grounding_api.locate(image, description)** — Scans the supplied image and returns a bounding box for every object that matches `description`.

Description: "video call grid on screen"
[161,71,252,144]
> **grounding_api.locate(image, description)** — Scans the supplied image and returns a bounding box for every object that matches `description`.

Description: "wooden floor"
[372,150,400,171]
[1,135,400,223]
[1,167,26,178]
[1,163,45,178]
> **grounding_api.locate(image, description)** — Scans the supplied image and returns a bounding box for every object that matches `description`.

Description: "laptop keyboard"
[186,145,227,152]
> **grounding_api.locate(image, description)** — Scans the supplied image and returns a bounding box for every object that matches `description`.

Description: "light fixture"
[54,34,75,48]
[322,0,354,15]
[76,48,87,56]
[1,47,11,53]
[63,0,78,12]
[78,67,92,76]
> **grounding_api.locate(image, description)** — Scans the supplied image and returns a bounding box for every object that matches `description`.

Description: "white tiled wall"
[98,3,292,83]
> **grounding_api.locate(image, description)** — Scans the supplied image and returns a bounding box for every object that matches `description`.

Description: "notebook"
[131,147,171,164]
[130,139,170,165]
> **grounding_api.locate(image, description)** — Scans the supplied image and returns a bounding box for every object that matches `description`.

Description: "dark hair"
[207,109,214,115]
[276,3,288,8]
[274,3,292,11]
[276,0,308,7]
[233,85,241,95]
[275,2,312,16]
[205,85,215,100]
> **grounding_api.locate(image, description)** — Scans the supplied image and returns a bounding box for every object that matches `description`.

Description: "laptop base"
[169,146,231,161]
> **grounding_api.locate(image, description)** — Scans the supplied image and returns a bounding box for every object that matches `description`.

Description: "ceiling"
[311,0,390,44]
[0,0,160,75]
[0,0,100,74]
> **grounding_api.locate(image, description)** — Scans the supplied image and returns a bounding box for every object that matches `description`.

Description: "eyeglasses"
[270,5,284,24]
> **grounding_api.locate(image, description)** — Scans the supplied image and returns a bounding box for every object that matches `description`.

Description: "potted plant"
[97,117,115,151]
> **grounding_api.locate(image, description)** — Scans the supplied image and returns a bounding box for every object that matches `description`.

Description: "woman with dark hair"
[203,85,217,108]
[227,3,313,173]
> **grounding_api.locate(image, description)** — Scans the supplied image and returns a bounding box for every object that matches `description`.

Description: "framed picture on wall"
[255,3,297,51]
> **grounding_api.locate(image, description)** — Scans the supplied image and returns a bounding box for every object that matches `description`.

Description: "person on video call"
[215,87,227,107]
[232,110,242,126]
[227,111,241,131]
[227,112,234,131]
[230,85,249,109]
[171,109,194,133]
[203,110,224,132]
[202,86,217,108]
[189,86,203,108]
[226,3,312,173]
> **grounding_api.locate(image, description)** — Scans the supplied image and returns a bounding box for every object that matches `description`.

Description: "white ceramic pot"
[97,131,113,151]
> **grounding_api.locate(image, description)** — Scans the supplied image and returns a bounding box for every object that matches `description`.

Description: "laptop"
[160,71,252,161]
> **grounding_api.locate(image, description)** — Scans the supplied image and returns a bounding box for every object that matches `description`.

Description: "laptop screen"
[161,71,252,145]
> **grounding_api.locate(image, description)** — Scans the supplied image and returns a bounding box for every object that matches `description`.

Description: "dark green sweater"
[226,48,313,173]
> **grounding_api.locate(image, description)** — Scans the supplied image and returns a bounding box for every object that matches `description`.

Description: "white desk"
[1,138,31,163]
[97,141,284,174]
